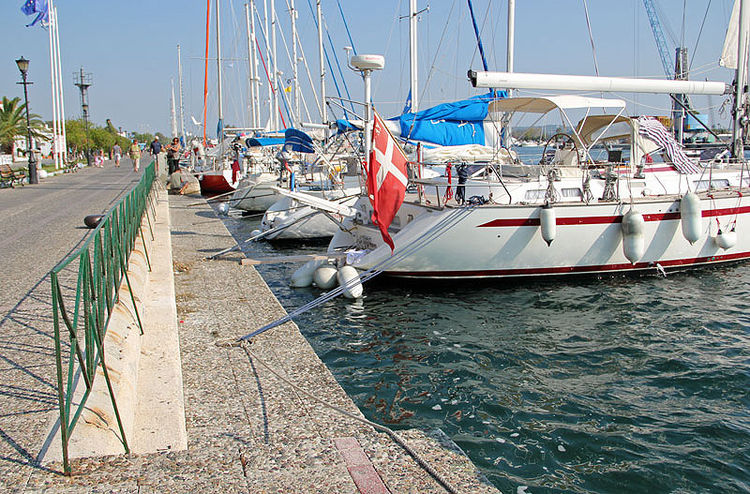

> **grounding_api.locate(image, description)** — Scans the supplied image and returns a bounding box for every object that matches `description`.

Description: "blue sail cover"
[335,119,358,133]
[393,92,506,146]
[245,137,285,147]
[284,128,316,153]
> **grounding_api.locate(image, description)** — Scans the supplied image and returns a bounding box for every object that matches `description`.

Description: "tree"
[0,96,46,154]
[64,118,132,158]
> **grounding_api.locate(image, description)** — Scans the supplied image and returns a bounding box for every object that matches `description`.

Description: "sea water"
[220,208,749,493]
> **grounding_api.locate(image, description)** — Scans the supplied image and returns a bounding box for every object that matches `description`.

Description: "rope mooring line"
[239,205,476,341]
[235,340,460,494]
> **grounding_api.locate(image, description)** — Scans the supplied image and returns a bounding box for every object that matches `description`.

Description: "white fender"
[621,209,645,264]
[290,259,324,287]
[680,192,702,244]
[337,265,363,299]
[313,263,338,289]
[540,205,556,246]
[715,228,737,250]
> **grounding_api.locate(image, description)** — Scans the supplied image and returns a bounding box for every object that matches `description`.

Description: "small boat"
[260,179,361,240]
[196,164,241,195]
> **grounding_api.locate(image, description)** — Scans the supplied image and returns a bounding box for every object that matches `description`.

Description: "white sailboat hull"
[330,194,750,279]
[230,173,280,211]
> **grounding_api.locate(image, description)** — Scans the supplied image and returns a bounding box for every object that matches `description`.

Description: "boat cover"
[488,95,626,114]
[394,92,507,146]
[245,137,285,147]
[284,128,316,153]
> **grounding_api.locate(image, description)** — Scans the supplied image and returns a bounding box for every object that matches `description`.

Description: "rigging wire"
[420,0,458,104]
[335,0,357,55]
[582,0,600,76]
[304,0,354,118]
[689,0,713,71]
[252,8,289,127]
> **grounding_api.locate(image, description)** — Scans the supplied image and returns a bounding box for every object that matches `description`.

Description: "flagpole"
[54,7,67,166]
[47,2,59,170]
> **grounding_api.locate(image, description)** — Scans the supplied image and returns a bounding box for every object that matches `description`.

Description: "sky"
[0,0,738,137]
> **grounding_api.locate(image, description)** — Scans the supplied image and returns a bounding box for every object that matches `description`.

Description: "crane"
[642,0,696,142]
[642,0,674,79]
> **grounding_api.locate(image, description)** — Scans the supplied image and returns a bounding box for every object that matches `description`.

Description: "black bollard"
[83,214,104,229]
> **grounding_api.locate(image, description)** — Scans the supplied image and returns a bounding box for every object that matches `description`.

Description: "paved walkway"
[0,161,142,491]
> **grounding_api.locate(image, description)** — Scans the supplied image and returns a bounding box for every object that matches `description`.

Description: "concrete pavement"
[0,161,143,490]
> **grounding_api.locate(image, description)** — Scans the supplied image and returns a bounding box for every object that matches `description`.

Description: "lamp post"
[15,56,39,184]
[82,102,90,166]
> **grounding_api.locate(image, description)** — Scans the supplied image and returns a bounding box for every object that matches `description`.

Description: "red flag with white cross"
[367,110,409,252]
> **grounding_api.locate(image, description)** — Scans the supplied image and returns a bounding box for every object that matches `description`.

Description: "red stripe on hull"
[387,251,750,279]
[477,205,750,228]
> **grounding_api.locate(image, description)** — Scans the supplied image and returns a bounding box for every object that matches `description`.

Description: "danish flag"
[367,110,409,252]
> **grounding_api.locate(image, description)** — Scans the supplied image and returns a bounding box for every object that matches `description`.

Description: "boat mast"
[271,0,279,129]
[245,3,259,129]
[291,0,300,124]
[409,0,419,112]
[177,44,186,142]
[216,0,224,147]
[733,0,750,159]
[202,0,211,146]
[317,0,326,123]
[263,0,272,129]
[506,0,515,142]
[506,0,514,95]
[170,79,178,137]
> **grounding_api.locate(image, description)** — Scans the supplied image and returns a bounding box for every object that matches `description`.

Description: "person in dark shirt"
[149,136,163,175]
[149,136,162,155]
[456,164,469,205]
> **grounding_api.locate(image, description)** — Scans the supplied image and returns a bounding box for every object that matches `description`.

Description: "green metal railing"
[51,162,156,475]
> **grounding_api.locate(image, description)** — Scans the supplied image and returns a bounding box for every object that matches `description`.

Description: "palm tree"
[0,96,46,156]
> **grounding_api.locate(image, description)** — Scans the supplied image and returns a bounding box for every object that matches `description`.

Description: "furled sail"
[720,0,741,69]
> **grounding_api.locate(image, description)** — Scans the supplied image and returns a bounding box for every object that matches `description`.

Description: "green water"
[224,215,750,493]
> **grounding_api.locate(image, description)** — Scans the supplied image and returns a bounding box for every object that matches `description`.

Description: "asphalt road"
[0,160,144,489]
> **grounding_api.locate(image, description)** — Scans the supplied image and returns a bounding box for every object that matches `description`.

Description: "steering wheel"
[540,133,579,167]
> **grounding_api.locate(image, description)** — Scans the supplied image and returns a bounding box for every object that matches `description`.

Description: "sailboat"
[196,0,241,195]
[323,1,750,280]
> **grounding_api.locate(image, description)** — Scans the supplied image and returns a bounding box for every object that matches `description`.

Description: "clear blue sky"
[0,0,737,136]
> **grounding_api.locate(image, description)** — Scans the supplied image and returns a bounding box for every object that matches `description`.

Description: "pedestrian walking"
[166,137,181,175]
[129,139,141,172]
[149,136,162,173]
[113,143,122,167]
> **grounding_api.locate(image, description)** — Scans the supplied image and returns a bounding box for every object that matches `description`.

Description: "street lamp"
[82,102,90,167]
[15,56,38,184]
